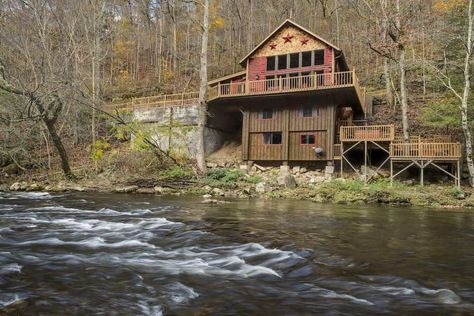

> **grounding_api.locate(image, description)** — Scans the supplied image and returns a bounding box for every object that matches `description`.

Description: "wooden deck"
[338,124,460,162]
[390,143,461,161]
[340,125,395,142]
[208,70,366,111]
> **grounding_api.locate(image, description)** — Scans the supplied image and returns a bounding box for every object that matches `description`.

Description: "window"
[301,133,316,145]
[257,109,274,119]
[302,51,312,67]
[314,49,325,65]
[266,56,276,71]
[290,53,300,68]
[300,106,319,118]
[277,54,287,69]
[263,132,282,145]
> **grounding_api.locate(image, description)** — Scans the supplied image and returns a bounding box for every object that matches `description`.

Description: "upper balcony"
[208,70,366,112]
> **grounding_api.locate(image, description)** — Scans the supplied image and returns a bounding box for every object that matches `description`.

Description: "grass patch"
[158,165,195,180]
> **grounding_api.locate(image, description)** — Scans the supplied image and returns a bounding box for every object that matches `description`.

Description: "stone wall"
[130,104,230,159]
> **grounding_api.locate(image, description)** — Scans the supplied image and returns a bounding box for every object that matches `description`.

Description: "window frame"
[263,132,283,145]
[266,56,276,71]
[277,54,288,70]
[302,51,312,67]
[300,133,316,146]
[289,53,300,68]
[314,49,325,65]
[257,108,274,120]
[299,106,320,118]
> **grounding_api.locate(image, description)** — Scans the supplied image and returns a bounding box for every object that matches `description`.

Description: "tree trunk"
[383,58,393,108]
[44,119,75,180]
[399,45,410,142]
[462,0,474,186]
[196,0,209,173]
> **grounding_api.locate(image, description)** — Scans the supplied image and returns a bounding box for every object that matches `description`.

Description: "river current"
[0,191,473,315]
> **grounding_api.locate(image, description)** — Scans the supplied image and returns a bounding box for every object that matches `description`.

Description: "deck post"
[364,140,368,183]
[340,142,344,178]
[420,160,424,186]
[217,83,221,97]
[390,159,393,187]
[457,160,461,188]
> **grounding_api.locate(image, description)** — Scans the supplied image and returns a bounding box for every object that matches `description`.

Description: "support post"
[390,159,393,187]
[364,140,368,183]
[457,160,461,188]
[420,160,424,186]
[340,142,344,177]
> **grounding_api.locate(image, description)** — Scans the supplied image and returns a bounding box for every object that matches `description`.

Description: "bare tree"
[196,0,210,173]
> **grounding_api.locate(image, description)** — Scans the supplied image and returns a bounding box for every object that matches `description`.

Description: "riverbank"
[2,165,473,209]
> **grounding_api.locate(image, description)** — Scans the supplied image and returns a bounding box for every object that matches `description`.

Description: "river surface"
[0,192,473,315]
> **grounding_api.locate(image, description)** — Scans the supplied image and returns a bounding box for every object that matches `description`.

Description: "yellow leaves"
[433,0,467,12]
[210,16,225,29]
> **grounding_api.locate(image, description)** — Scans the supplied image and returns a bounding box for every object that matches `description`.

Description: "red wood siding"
[248,133,284,160]
[248,57,267,81]
[288,131,328,160]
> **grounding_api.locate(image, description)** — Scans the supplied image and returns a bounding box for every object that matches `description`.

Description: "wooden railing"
[340,125,395,142]
[208,70,365,109]
[390,142,461,160]
[393,135,453,143]
[106,92,199,111]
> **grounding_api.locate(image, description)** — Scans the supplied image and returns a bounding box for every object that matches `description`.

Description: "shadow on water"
[0,191,473,315]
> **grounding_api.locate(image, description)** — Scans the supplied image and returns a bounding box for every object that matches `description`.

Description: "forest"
[0,0,473,185]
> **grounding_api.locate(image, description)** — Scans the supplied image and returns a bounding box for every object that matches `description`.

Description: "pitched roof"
[239,19,341,66]
[208,70,246,85]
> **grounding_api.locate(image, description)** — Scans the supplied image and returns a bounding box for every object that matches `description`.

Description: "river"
[0,191,473,315]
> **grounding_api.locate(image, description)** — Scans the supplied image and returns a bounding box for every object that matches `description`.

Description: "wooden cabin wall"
[242,101,336,161]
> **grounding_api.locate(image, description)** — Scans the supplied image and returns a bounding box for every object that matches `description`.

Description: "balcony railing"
[390,143,461,160]
[208,70,365,109]
[105,92,199,111]
[340,125,395,142]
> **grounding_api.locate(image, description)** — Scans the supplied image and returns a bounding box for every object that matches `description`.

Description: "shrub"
[159,165,195,180]
[206,168,244,184]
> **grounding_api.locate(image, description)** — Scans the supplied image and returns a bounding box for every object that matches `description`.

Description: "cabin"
[107,19,462,187]
[207,19,366,165]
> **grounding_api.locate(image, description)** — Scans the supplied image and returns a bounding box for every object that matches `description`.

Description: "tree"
[0,0,76,179]
[428,0,474,185]
[196,0,210,173]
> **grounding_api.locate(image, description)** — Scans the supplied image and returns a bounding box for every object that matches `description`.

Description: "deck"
[338,125,460,160]
[105,92,199,111]
[340,125,395,142]
[208,70,366,111]
[390,143,461,161]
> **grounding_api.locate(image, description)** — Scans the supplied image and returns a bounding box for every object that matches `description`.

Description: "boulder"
[278,174,297,188]
[212,187,225,196]
[154,186,164,194]
[202,194,212,199]
[255,182,266,193]
[300,167,307,173]
[136,188,155,194]
[114,185,139,193]
[292,166,301,174]
[239,164,249,173]
[309,176,326,184]
[71,186,86,192]
[10,182,23,191]
[206,162,218,168]
[360,166,379,180]
[26,183,43,191]
[242,187,251,195]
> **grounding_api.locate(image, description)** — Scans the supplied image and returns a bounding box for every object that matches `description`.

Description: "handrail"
[392,135,453,143]
[207,70,365,108]
[340,125,395,142]
[390,142,461,159]
[106,91,199,111]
